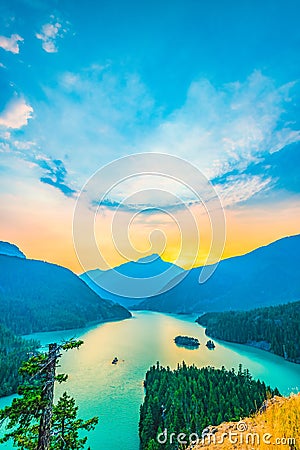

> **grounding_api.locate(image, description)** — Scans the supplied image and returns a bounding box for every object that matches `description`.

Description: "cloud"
[0,134,76,198]
[0,34,23,54]
[22,67,156,183]
[39,158,76,196]
[215,174,273,208]
[8,69,300,208]
[214,140,300,199]
[142,71,300,182]
[36,17,67,53]
[93,198,200,214]
[0,97,33,129]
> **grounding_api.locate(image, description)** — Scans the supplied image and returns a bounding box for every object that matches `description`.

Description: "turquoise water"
[0,311,299,449]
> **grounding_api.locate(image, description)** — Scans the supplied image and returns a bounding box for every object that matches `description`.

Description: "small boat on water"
[112,357,118,364]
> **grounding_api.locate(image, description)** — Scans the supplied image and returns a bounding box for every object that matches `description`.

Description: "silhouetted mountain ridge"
[0,241,25,259]
[80,253,184,307]
[132,235,300,313]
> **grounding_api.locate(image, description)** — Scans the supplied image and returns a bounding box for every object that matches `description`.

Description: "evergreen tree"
[0,339,98,450]
[51,392,98,449]
[139,363,279,450]
[0,323,38,397]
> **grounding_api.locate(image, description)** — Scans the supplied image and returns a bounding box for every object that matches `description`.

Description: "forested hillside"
[139,363,279,450]
[197,301,300,363]
[0,242,132,397]
[0,324,38,397]
[0,253,131,335]
[80,254,184,307]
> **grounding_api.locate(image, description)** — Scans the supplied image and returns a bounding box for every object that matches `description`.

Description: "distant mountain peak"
[135,253,162,264]
[0,241,26,259]
[132,234,300,313]
[80,253,185,305]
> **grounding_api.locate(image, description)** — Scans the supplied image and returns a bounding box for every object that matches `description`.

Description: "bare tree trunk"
[60,418,65,450]
[37,343,57,450]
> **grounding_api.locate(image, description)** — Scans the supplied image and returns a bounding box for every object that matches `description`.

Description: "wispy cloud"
[0,34,23,54]
[142,72,300,181]
[215,174,273,208]
[36,16,68,53]
[24,67,156,182]
[38,158,76,196]
[0,135,76,198]
[93,198,200,214]
[0,97,33,129]
[4,70,300,208]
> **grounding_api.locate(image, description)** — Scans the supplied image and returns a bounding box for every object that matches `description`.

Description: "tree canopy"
[197,301,300,363]
[139,362,280,450]
[0,339,98,449]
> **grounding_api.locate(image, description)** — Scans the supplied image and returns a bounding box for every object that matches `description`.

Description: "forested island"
[206,339,215,349]
[196,301,300,363]
[139,362,279,450]
[174,335,200,348]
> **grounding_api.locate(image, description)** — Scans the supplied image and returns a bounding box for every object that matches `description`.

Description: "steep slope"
[0,250,131,335]
[189,394,300,450]
[133,235,300,313]
[0,241,25,259]
[80,254,184,307]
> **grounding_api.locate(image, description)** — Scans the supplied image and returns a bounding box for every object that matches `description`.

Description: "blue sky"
[0,0,300,270]
[1,0,300,106]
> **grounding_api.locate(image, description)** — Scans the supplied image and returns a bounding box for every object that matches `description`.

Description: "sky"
[0,0,300,273]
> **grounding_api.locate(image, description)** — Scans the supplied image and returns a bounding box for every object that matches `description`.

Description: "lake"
[0,311,299,449]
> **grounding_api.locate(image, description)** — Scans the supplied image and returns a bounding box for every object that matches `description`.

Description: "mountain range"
[2,235,299,332]
[0,243,131,335]
[131,234,300,313]
[80,254,184,308]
